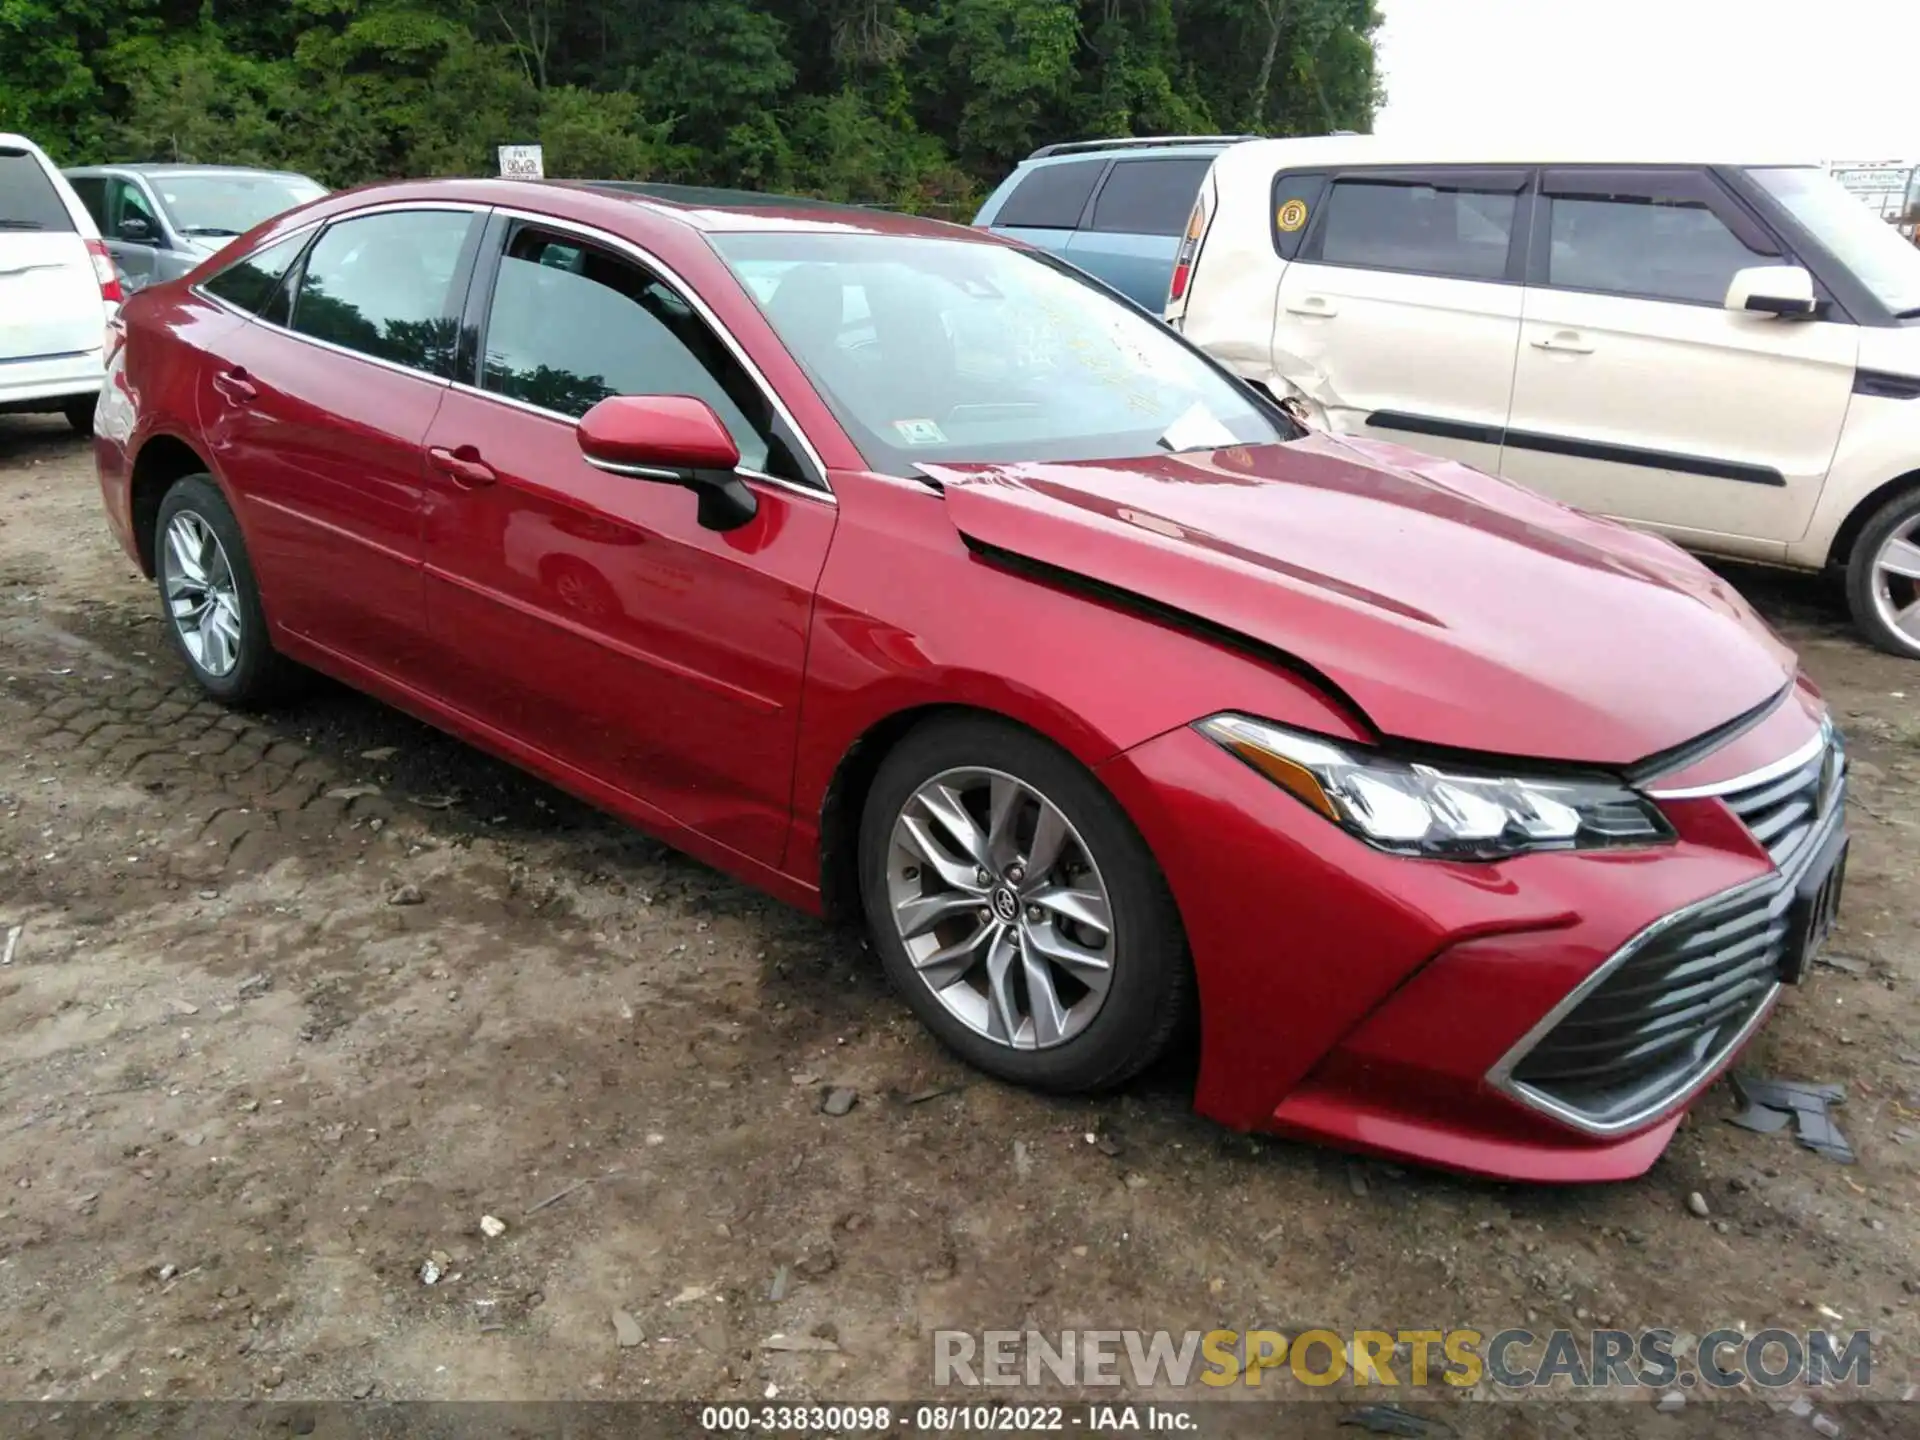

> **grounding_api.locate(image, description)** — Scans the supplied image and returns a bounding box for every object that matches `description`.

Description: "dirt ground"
[1,416,1917,1430]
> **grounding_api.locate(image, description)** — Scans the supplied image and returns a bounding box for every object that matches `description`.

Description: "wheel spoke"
[1023,802,1069,881]
[1895,597,1920,642]
[918,783,991,871]
[985,775,1023,870]
[1022,920,1112,984]
[1019,929,1069,1047]
[166,521,206,585]
[895,889,985,940]
[1878,536,1920,582]
[897,814,988,894]
[913,916,998,992]
[983,927,1021,1044]
[1026,884,1111,937]
[202,611,232,674]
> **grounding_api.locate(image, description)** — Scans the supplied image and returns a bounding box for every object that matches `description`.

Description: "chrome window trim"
[1645,721,1831,800]
[192,202,489,387]
[1485,798,1842,1139]
[480,205,834,496]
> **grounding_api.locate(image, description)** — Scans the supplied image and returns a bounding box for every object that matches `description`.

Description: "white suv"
[1167,137,1920,659]
[0,134,122,434]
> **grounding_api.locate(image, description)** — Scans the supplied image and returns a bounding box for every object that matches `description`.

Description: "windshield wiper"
[0,219,47,230]
[180,226,242,237]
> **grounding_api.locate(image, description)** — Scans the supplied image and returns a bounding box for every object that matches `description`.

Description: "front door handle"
[1285,295,1339,317]
[212,367,257,403]
[428,445,497,488]
[1532,331,1595,354]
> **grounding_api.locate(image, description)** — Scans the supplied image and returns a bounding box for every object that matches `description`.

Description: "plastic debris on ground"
[1728,1072,1854,1163]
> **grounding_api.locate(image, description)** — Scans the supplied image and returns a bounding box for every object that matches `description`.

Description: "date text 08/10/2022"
[699,1405,1195,1433]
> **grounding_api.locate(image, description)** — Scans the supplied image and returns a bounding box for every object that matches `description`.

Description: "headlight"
[1195,714,1674,859]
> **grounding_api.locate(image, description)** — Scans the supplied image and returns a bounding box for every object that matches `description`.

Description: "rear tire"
[153,474,298,706]
[859,714,1192,1094]
[63,395,96,437]
[1844,487,1920,660]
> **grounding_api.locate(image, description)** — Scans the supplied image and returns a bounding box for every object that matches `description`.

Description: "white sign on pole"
[498,144,545,179]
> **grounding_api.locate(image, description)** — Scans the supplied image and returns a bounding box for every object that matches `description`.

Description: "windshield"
[1747,165,1920,316]
[708,231,1288,475]
[152,173,327,238]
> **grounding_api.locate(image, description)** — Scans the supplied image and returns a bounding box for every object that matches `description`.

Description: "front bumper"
[1098,711,1841,1183]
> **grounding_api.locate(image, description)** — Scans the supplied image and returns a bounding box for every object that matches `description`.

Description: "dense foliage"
[2,0,1379,213]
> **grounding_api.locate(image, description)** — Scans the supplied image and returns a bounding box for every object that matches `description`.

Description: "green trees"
[2,0,1380,212]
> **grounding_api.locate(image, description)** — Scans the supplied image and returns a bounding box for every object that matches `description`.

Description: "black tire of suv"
[858,714,1194,1094]
[63,396,96,437]
[1845,487,1920,660]
[153,474,300,706]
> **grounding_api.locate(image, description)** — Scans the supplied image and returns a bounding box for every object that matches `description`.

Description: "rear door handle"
[212,367,257,403]
[428,445,497,488]
[1284,295,1339,317]
[1532,331,1594,354]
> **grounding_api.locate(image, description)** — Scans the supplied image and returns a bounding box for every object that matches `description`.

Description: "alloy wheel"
[1871,515,1920,655]
[884,766,1115,1050]
[161,510,243,678]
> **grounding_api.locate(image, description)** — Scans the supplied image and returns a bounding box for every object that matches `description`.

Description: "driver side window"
[480,227,796,479]
[109,179,159,241]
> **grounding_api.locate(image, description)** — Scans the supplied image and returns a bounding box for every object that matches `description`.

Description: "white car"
[1166,137,1920,659]
[0,134,122,434]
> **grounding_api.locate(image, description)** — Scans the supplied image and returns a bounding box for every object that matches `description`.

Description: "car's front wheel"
[154,474,296,705]
[1846,487,1920,660]
[859,715,1192,1093]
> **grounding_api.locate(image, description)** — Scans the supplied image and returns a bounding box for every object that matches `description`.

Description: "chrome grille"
[1719,726,1845,868]
[1504,878,1789,1131]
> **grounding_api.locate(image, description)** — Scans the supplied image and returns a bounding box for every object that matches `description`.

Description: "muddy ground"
[0,416,1916,1432]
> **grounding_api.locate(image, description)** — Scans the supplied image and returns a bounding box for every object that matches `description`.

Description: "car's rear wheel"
[154,474,296,705]
[859,715,1191,1093]
[1845,488,1920,660]
[63,396,95,437]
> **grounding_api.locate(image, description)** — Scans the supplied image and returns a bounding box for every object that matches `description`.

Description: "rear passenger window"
[0,148,77,232]
[993,160,1104,229]
[1318,180,1516,280]
[1087,159,1211,236]
[1545,192,1768,305]
[203,233,311,315]
[67,175,108,230]
[288,210,474,375]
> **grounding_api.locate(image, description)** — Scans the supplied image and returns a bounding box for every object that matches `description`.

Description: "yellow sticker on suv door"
[1276,198,1310,233]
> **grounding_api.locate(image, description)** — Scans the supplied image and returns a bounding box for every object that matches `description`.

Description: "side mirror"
[117,215,158,244]
[576,394,756,531]
[1725,264,1818,318]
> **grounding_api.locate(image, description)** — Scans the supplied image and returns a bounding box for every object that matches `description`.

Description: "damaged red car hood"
[924,434,1795,766]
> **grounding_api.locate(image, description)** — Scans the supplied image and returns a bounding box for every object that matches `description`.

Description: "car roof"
[1209,134,1824,177]
[63,163,318,180]
[306,176,999,241]
[1020,136,1259,166]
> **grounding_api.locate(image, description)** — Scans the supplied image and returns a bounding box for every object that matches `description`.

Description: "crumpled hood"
[924,433,1796,767]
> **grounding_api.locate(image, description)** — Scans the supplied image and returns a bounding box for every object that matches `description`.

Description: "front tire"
[1845,487,1920,659]
[154,474,296,705]
[859,715,1192,1093]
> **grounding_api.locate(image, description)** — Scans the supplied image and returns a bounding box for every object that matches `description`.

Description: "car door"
[198,205,483,673]
[1063,156,1213,310]
[1503,167,1859,551]
[1272,166,1531,475]
[105,176,165,294]
[416,217,837,866]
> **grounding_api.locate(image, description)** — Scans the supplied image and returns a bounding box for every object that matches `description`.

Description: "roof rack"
[1026,135,1263,160]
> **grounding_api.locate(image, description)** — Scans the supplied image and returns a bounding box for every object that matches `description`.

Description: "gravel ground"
[0,416,1916,1435]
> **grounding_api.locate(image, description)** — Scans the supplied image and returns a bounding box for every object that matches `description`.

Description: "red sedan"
[92,179,1848,1182]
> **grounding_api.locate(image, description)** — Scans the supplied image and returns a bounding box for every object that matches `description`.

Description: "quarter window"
[993,160,1105,230]
[1087,159,1212,236]
[287,210,474,375]
[478,227,787,477]
[1545,193,1770,305]
[203,233,312,315]
[1318,179,1517,280]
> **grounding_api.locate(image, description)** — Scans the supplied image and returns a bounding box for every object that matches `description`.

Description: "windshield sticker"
[1277,198,1310,233]
[1159,402,1238,454]
[892,418,948,446]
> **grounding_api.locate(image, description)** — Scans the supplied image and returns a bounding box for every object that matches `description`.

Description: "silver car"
[61,164,326,293]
